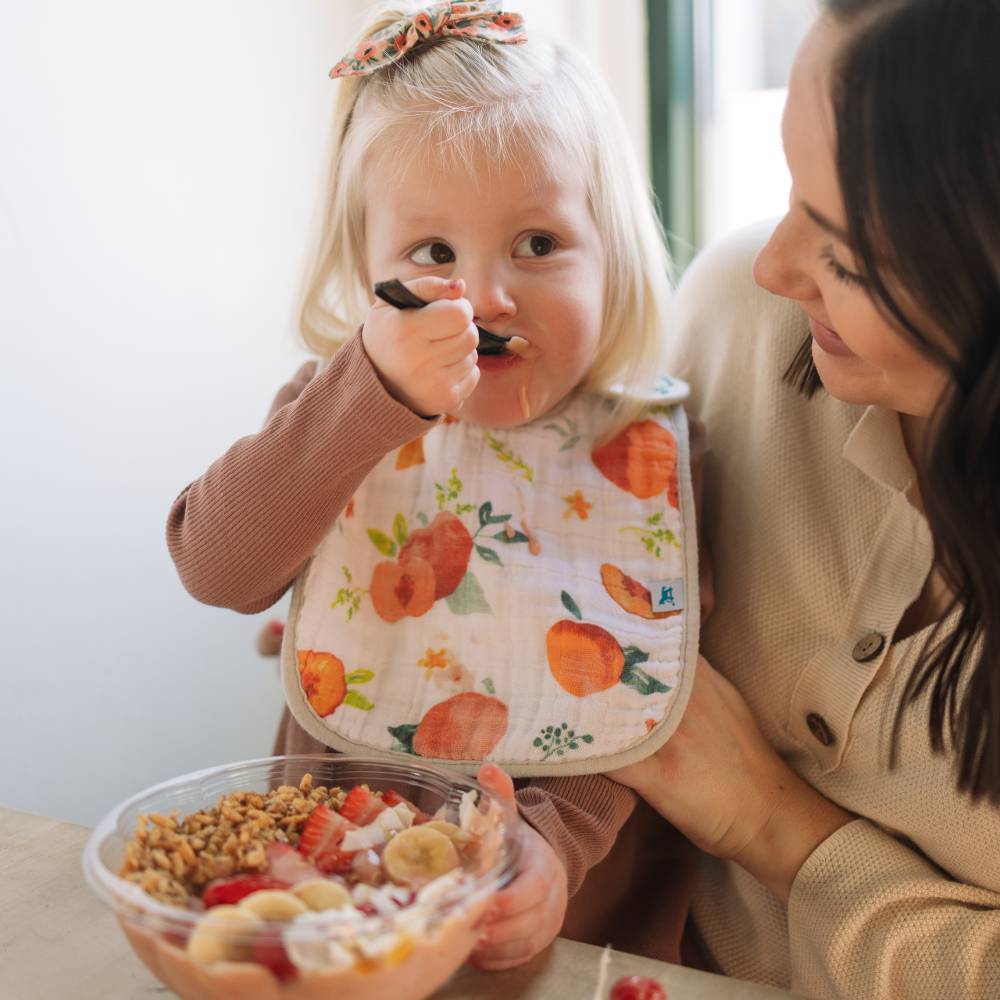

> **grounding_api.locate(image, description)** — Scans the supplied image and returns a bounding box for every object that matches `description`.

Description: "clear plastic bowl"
[83,755,520,1000]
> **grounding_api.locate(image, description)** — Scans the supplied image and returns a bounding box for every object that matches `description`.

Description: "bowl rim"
[82,753,520,936]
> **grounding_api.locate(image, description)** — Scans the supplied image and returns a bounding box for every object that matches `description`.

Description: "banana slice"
[421,820,472,848]
[238,889,309,922]
[292,879,353,912]
[382,826,460,886]
[187,905,261,965]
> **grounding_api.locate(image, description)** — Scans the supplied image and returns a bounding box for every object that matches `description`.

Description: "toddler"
[168,1,703,970]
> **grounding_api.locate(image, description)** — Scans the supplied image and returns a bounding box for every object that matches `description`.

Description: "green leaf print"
[445,571,493,615]
[534,721,596,761]
[344,691,374,711]
[388,723,417,754]
[392,513,408,547]
[478,501,512,527]
[345,669,374,685]
[560,591,583,621]
[492,528,529,544]
[619,647,670,696]
[475,544,502,566]
[483,677,496,695]
[367,528,397,558]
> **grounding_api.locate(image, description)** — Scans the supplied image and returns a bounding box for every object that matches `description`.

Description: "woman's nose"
[753,213,820,303]
[464,265,517,328]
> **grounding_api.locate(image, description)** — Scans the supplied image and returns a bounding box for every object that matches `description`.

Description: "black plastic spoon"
[373,279,513,356]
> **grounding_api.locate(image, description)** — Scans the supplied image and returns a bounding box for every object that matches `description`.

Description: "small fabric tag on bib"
[652,579,686,613]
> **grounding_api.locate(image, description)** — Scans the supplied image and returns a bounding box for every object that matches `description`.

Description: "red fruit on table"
[338,786,387,825]
[610,975,667,1000]
[201,875,291,908]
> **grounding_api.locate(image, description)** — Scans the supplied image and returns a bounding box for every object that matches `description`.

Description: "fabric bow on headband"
[329,1,526,78]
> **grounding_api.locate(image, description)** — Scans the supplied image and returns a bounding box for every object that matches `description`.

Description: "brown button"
[806,712,835,746]
[853,632,886,663]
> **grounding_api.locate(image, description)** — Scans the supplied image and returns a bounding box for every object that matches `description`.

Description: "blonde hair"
[299,4,673,406]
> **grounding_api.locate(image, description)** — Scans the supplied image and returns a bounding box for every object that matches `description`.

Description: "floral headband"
[329,1,527,78]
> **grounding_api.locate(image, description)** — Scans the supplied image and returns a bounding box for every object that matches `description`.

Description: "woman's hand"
[610,657,853,903]
[362,276,480,418]
[469,764,568,971]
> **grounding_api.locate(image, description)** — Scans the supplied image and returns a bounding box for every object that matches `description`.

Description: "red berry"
[338,786,387,825]
[252,932,297,981]
[298,803,354,860]
[382,788,432,823]
[265,842,323,885]
[315,845,357,875]
[201,875,290,908]
[610,976,667,1000]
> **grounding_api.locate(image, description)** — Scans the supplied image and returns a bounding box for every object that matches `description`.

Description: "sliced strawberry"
[201,875,290,908]
[252,932,297,981]
[338,786,387,826]
[265,842,323,885]
[314,845,357,876]
[382,789,432,823]
[298,803,355,861]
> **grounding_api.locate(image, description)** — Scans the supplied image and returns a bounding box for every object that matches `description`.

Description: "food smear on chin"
[518,383,532,421]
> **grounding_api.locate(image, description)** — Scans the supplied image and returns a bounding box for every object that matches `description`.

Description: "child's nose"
[465,266,517,327]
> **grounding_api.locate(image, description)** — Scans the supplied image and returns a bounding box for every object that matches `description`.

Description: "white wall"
[0,1,647,825]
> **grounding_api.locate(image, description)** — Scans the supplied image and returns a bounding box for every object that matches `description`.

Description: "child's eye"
[820,247,866,289]
[513,234,556,258]
[409,241,455,265]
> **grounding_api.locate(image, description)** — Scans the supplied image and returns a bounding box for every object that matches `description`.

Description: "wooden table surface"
[0,807,797,1000]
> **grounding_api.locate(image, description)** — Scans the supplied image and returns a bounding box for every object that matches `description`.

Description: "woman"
[612,0,1000,996]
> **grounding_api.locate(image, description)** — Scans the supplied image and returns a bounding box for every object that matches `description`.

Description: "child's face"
[364,138,606,427]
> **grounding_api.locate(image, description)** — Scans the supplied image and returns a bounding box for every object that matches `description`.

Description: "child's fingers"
[490,868,549,921]
[401,275,466,304]
[444,364,480,412]
[426,323,479,364]
[418,298,475,343]
[476,763,516,803]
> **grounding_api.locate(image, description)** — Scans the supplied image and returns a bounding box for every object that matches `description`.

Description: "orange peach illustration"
[297,650,346,717]
[370,557,436,623]
[601,563,681,620]
[546,620,626,697]
[395,436,425,470]
[412,692,508,760]
[399,511,474,599]
[592,420,679,507]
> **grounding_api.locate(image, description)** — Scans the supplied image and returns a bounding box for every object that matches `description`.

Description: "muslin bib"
[282,380,699,776]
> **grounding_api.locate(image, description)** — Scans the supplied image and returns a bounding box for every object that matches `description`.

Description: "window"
[648,0,814,268]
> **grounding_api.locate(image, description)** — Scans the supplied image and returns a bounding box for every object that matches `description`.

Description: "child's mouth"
[476,352,525,372]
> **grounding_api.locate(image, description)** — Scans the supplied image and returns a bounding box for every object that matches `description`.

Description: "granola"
[120,774,345,905]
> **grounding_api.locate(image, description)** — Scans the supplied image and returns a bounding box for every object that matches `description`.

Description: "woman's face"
[753,16,949,418]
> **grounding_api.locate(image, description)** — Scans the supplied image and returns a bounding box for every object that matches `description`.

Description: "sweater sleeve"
[166,332,434,614]
[515,775,638,898]
[787,818,1000,999]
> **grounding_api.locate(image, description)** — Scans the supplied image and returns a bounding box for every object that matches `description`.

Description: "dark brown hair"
[789,0,1000,800]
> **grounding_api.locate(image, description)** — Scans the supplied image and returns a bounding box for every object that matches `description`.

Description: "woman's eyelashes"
[406,233,559,266]
[820,246,866,289]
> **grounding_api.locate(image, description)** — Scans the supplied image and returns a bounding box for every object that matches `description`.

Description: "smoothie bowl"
[83,755,519,1000]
